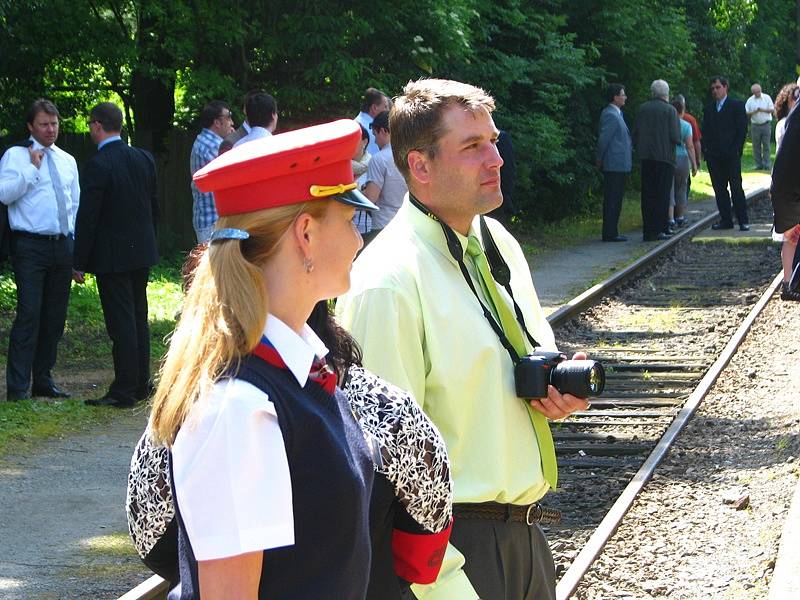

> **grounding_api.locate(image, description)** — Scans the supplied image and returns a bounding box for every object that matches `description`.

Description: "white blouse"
[171,315,328,561]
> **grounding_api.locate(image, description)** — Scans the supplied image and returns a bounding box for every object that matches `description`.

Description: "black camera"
[514,350,605,399]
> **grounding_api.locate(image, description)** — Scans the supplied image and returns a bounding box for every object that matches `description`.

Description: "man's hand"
[528,351,591,420]
[28,146,44,169]
[72,270,85,284]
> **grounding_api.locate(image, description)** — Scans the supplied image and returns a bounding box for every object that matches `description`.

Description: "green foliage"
[0,0,796,223]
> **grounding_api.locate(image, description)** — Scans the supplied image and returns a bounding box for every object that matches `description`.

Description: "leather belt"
[12,230,68,241]
[453,502,561,526]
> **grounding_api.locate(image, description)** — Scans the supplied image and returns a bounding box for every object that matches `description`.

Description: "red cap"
[193,119,378,216]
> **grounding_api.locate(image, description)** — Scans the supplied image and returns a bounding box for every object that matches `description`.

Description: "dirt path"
[0,405,151,599]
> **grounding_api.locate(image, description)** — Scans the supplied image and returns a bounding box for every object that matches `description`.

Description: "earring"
[303,257,314,274]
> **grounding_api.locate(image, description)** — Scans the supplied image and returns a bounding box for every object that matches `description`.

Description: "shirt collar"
[242,121,252,134]
[249,126,271,137]
[407,198,481,264]
[201,128,223,142]
[358,111,373,124]
[609,103,622,114]
[264,314,328,387]
[717,95,727,109]
[30,137,54,152]
[98,135,122,150]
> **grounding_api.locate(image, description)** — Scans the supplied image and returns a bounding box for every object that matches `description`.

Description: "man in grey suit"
[596,83,632,242]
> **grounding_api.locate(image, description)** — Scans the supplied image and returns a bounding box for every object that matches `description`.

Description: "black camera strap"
[408,194,540,364]
[478,217,541,351]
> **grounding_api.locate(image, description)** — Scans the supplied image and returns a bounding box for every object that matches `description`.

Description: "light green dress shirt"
[336,200,558,599]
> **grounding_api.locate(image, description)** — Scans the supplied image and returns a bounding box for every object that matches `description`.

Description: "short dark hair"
[90,102,123,132]
[390,78,495,179]
[605,84,625,103]
[357,123,369,141]
[710,75,729,88]
[245,92,277,128]
[199,100,230,128]
[26,98,59,124]
[361,87,387,113]
[370,110,390,133]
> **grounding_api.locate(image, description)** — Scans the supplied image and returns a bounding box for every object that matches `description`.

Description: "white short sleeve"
[171,377,294,561]
[365,150,388,189]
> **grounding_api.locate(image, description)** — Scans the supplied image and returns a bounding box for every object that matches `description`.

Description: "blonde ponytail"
[150,201,328,445]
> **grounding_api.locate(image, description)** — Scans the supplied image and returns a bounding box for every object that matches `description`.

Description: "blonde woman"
[149,120,379,599]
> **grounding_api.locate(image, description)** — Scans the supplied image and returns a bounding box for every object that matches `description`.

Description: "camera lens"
[550,360,605,398]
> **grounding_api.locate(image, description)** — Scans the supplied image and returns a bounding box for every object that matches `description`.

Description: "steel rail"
[555,270,784,600]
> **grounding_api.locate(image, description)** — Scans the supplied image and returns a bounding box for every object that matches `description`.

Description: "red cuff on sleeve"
[391,519,453,584]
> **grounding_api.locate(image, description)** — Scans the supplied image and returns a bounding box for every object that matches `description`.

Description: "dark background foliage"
[1,0,796,230]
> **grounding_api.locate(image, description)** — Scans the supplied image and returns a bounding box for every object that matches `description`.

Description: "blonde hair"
[150,201,328,445]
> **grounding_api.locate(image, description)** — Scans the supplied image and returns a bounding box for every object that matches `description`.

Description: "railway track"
[544,190,782,597]
[120,189,776,600]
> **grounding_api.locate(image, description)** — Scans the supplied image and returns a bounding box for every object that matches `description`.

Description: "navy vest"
[170,355,374,599]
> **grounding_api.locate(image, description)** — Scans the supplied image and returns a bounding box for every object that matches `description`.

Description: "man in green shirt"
[337,78,589,599]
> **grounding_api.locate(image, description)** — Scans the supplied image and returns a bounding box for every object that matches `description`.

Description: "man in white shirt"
[354,87,390,155]
[0,99,79,401]
[362,111,408,242]
[233,92,278,148]
[745,83,775,170]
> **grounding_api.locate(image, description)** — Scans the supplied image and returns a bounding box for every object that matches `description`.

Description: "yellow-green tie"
[466,234,558,489]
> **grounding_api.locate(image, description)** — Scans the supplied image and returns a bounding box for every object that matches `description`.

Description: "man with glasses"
[189,100,233,242]
[702,76,749,231]
[0,99,79,401]
[74,102,159,407]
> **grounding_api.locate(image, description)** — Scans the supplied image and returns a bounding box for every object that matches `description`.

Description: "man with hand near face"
[337,79,589,600]
[0,99,79,402]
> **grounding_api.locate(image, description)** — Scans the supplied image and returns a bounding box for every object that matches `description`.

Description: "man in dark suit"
[596,83,632,242]
[702,76,749,231]
[74,102,159,407]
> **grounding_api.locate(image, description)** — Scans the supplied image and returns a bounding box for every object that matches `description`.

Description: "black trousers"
[640,160,675,239]
[602,171,627,240]
[706,154,748,226]
[95,267,151,402]
[447,517,556,600]
[6,235,73,394]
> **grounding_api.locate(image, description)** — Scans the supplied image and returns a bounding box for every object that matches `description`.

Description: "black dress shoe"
[711,222,734,230]
[85,395,134,408]
[602,235,628,242]
[6,391,30,402]
[31,383,71,398]
[739,223,750,231]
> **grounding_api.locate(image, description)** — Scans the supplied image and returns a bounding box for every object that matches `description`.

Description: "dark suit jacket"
[701,96,747,160]
[771,107,800,233]
[74,139,159,274]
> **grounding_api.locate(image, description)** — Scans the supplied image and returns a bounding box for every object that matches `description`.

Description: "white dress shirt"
[233,126,272,148]
[0,138,79,235]
[171,315,329,561]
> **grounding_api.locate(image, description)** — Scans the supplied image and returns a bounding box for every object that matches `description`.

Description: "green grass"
[513,141,768,256]
[0,255,184,456]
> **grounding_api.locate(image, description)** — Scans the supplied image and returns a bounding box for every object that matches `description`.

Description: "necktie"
[465,234,558,489]
[252,336,337,395]
[43,147,70,235]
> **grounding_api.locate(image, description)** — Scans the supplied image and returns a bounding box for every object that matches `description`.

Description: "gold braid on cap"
[309,183,357,198]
